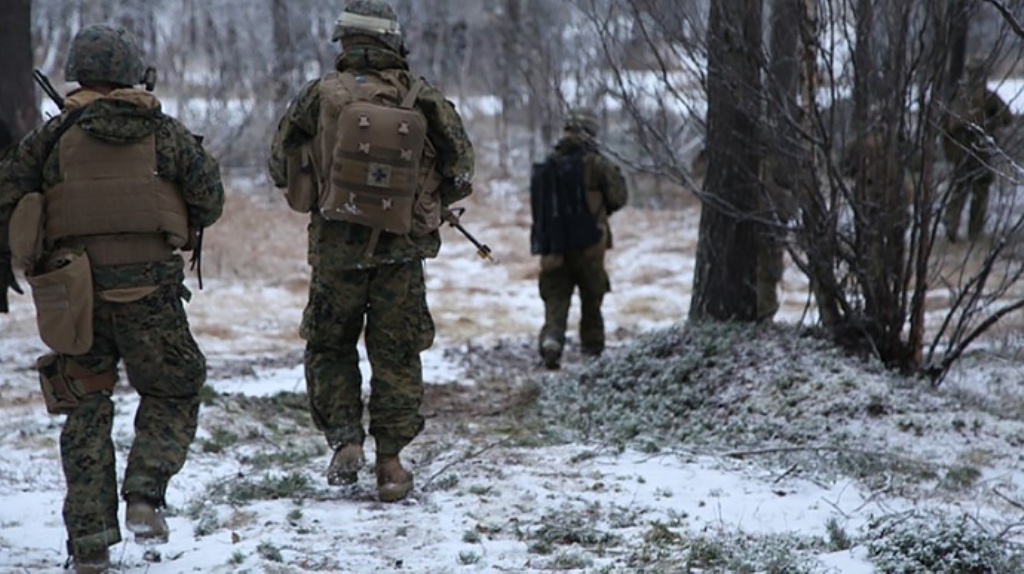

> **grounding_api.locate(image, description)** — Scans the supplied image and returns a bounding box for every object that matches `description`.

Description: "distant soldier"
[268,0,474,502]
[942,59,1013,242]
[531,108,628,369]
[0,24,224,573]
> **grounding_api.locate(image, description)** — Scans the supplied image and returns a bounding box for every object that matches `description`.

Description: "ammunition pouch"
[27,249,94,355]
[36,353,116,415]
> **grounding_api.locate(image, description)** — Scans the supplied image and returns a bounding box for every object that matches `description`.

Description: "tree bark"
[0,0,38,140]
[689,0,764,322]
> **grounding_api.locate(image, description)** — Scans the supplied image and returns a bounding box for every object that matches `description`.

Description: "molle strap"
[64,360,116,394]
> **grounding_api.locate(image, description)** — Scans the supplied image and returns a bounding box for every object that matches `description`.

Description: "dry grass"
[201,187,309,281]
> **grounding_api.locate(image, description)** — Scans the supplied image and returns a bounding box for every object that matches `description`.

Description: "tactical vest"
[45,126,189,265]
[317,70,441,251]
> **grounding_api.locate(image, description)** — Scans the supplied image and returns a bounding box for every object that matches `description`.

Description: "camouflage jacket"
[943,87,1013,164]
[0,88,224,291]
[268,45,475,269]
[548,134,628,250]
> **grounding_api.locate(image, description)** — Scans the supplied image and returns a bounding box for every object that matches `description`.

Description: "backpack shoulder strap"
[337,72,363,99]
[400,78,425,109]
[40,107,87,171]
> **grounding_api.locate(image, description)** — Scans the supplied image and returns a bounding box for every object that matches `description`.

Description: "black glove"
[1,253,24,314]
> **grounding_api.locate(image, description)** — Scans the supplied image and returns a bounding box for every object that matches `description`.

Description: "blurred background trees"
[5,0,1024,379]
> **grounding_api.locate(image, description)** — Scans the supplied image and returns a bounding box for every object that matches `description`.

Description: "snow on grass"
[3,174,1024,572]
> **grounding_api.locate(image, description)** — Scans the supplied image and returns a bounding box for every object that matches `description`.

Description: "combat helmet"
[564,107,600,137]
[65,24,145,87]
[331,0,404,53]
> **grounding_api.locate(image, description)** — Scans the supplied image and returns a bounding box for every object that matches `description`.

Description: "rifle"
[33,69,64,110]
[188,227,204,290]
[445,207,496,263]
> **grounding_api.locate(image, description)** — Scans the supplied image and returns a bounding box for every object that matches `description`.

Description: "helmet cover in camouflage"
[331,0,403,52]
[564,108,600,137]
[65,24,145,87]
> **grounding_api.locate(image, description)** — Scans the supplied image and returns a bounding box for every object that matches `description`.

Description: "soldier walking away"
[0,24,224,573]
[942,58,1013,242]
[531,108,628,369]
[268,0,474,503]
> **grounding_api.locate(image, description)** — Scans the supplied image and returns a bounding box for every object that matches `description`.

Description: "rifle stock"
[445,208,496,263]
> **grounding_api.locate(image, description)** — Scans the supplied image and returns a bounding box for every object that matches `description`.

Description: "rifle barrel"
[33,69,64,110]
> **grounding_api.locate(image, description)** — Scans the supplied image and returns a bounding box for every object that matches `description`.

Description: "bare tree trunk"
[689,0,764,322]
[945,0,973,101]
[271,0,292,102]
[0,0,38,140]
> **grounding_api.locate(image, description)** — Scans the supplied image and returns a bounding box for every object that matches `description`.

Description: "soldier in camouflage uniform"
[942,59,1013,242]
[0,25,224,573]
[267,0,474,502]
[536,108,628,369]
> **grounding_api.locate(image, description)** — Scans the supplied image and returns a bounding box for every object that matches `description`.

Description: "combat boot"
[540,338,561,370]
[376,454,414,502]
[327,443,365,486]
[73,546,109,574]
[125,495,169,544]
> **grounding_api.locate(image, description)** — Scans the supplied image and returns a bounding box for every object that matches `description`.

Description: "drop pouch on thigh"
[27,250,94,355]
[36,354,115,415]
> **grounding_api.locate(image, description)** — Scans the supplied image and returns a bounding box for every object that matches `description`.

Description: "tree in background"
[0,0,38,139]
[689,0,764,321]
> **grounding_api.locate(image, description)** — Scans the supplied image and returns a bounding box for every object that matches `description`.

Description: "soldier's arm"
[268,79,322,188]
[0,124,57,311]
[596,154,628,215]
[416,83,475,206]
[158,118,225,229]
[0,122,59,256]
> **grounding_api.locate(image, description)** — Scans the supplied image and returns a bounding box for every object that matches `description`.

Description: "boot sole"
[378,480,414,502]
[327,470,359,486]
[127,524,169,545]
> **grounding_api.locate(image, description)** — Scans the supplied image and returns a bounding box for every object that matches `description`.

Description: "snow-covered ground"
[1,173,1023,573]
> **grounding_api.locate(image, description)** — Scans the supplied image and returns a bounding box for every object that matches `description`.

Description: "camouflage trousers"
[944,160,993,241]
[538,250,610,358]
[59,284,205,557]
[301,261,433,456]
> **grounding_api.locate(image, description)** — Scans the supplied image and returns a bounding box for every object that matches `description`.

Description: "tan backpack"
[318,71,441,251]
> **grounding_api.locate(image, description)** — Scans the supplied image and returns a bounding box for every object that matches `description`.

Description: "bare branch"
[982,0,1024,39]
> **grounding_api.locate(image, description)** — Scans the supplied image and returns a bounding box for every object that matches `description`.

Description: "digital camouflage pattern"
[0,60,223,559]
[0,88,224,290]
[538,133,627,360]
[302,261,431,455]
[942,71,1013,241]
[268,45,474,270]
[332,0,403,52]
[65,24,146,87]
[61,285,204,556]
[268,38,472,462]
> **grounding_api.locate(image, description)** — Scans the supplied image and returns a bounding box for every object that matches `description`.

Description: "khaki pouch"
[9,192,45,272]
[27,250,94,355]
[285,145,320,213]
[36,354,116,415]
